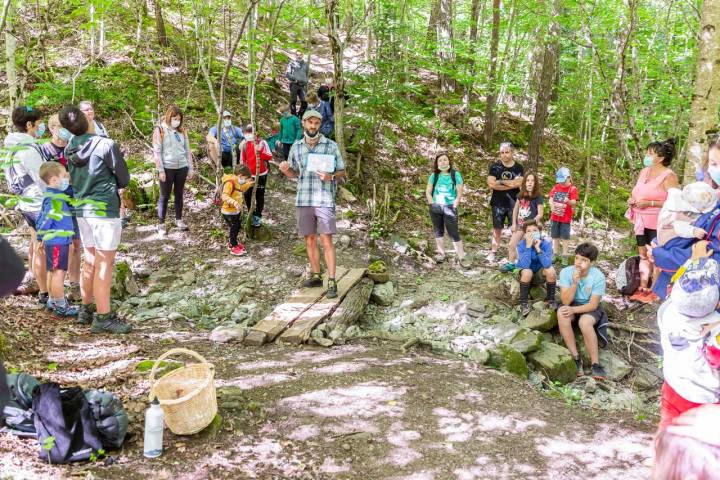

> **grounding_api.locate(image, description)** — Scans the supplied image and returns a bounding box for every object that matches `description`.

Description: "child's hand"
[694,228,707,239]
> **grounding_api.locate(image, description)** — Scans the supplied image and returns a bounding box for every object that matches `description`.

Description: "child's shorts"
[44,243,70,272]
[550,220,571,240]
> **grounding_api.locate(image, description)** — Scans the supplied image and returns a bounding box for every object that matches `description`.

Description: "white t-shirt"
[658,300,720,403]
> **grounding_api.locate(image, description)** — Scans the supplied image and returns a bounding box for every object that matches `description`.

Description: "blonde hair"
[39,161,65,183]
[48,114,61,131]
[306,91,320,105]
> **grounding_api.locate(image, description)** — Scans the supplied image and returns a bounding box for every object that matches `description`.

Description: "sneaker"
[302,274,323,288]
[629,288,649,303]
[520,304,531,317]
[51,302,79,318]
[640,291,659,304]
[230,244,247,256]
[326,279,338,299]
[121,215,130,228]
[38,291,49,306]
[252,215,262,227]
[499,262,516,273]
[77,304,94,325]
[591,363,607,380]
[157,224,167,237]
[574,356,584,377]
[434,253,446,264]
[66,282,82,303]
[485,251,496,263]
[91,312,132,334]
[175,219,189,231]
[459,256,472,269]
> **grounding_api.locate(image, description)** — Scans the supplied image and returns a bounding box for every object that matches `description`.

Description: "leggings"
[429,203,460,242]
[158,166,188,223]
[243,174,268,218]
[223,213,241,247]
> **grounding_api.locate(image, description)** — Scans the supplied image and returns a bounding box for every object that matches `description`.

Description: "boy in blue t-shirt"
[425,153,470,269]
[557,242,608,380]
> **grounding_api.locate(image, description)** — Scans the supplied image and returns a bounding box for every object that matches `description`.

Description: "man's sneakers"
[434,253,446,264]
[91,312,132,334]
[459,256,472,270]
[230,244,248,256]
[77,304,94,325]
[591,363,607,380]
[175,219,189,231]
[252,215,262,227]
[574,356,584,377]
[520,303,531,317]
[302,273,323,288]
[326,279,338,299]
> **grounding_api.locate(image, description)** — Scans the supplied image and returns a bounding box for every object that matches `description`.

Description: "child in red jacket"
[239,125,273,227]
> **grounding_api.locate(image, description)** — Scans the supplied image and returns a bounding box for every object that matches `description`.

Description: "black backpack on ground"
[32,383,104,464]
[2,373,39,433]
[617,256,642,296]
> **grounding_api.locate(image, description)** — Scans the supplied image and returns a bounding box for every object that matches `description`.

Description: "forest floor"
[0,171,658,479]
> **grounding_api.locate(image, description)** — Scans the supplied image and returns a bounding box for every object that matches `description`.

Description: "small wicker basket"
[148,348,217,435]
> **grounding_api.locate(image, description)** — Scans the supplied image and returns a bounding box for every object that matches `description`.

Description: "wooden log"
[326,278,374,337]
[278,268,366,345]
[244,267,349,346]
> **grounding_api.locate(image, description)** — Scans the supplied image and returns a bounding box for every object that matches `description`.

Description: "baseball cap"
[670,257,720,319]
[222,110,232,117]
[302,109,322,121]
[556,167,571,183]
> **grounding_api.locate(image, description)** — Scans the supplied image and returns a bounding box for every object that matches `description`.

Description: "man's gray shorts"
[297,207,337,237]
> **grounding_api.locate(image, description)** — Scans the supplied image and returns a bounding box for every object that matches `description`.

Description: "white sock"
[453,241,465,259]
[435,238,446,255]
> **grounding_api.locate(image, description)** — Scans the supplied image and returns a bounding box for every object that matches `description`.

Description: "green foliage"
[547,381,583,406]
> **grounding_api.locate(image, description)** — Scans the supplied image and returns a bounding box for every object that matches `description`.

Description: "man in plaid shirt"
[280,110,346,298]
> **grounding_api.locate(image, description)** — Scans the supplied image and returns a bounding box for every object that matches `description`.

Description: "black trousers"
[244,174,267,218]
[429,203,461,242]
[289,82,307,117]
[223,213,241,247]
[158,166,188,222]
[281,143,293,160]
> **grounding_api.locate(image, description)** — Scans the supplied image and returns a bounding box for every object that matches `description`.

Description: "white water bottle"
[143,397,164,458]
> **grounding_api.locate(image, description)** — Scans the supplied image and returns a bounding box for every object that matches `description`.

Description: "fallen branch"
[123,110,152,150]
[608,322,653,334]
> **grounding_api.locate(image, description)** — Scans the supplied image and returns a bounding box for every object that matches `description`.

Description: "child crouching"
[221,164,254,256]
[516,220,557,316]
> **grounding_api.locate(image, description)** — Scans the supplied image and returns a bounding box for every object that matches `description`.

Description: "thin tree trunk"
[462,0,481,116]
[4,1,17,109]
[683,0,720,183]
[527,0,562,168]
[436,0,455,93]
[326,0,348,161]
[89,2,95,59]
[481,0,501,147]
[426,0,440,44]
[0,0,11,35]
[151,0,168,48]
[247,1,257,129]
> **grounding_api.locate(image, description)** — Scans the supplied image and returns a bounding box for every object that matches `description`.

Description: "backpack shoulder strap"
[450,169,457,188]
[431,173,440,196]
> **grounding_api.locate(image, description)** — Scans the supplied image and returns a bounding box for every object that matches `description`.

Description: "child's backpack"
[431,169,458,196]
[1,372,39,433]
[84,389,129,450]
[615,256,641,296]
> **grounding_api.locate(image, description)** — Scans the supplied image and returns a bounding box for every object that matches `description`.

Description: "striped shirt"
[288,135,345,207]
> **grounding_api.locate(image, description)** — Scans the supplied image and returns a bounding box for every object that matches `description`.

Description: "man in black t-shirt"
[486,142,524,262]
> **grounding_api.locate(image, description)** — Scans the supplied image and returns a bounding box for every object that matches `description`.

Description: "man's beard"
[304,129,319,139]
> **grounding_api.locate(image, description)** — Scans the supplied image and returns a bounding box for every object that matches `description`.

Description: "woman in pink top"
[627,138,679,303]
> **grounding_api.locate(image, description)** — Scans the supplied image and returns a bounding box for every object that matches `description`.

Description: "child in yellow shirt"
[221,165,254,256]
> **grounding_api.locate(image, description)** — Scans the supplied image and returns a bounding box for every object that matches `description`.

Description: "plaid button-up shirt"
[288,135,345,207]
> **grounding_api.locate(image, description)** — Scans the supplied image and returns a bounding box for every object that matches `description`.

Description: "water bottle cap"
[152,397,160,405]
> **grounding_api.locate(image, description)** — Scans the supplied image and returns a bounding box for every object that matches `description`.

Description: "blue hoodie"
[35,187,75,246]
[516,237,553,272]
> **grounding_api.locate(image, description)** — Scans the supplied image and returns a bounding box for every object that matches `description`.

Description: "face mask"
[35,122,46,138]
[223,119,232,128]
[708,166,720,185]
[304,130,319,139]
[58,128,72,142]
[643,156,654,167]
[171,119,181,129]
[532,232,541,242]
[238,177,246,185]
[58,178,70,191]
[244,134,255,141]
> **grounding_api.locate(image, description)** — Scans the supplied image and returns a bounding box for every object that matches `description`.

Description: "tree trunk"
[481,0,501,147]
[527,0,562,168]
[89,2,95,59]
[462,0,481,115]
[247,1,257,129]
[426,0,440,44]
[684,0,720,183]
[326,0,348,161]
[4,1,17,110]
[151,0,168,48]
[436,0,455,93]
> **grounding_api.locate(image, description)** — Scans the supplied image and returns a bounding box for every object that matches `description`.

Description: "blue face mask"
[643,156,654,167]
[58,128,72,142]
[532,232,541,242]
[58,178,70,191]
[35,122,46,138]
[708,166,720,186]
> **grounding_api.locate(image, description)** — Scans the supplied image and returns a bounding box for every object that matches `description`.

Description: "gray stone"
[338,186,357,203]
[181,271,195,286]
[231,307,249,323]
[488,345,529,378]
[487,321,522,344]
[527,342,576,384]
[328,327,345,341]
[314,337,334,347]
[209,325,245,343]
[520,308,558,332]
[579,346,633,381]
[633,361,663,390]
[168,312,185,321]
[339,235,351,249]
[311,328,326,340]
[467,346,490,364]
[371,282,395,306]
[509,329,542,354]
[125,274,140,296]
[344,325,361,338]
[585,377,597,394]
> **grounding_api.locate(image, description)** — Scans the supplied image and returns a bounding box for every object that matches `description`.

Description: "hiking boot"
[66,282,82,303]
[77,304,94,325]
[302,273,323,288]
[326,279,338,299]
[574,356,584,377]
[252,215,262,227]
[230,244,247,256]
[434,253,446,264]
[38,291,49,306]
[91,312,132,334]
[157,224,167,237]
[175,219,189,231]
[459,256,472,270]
[591,363,607,380]
[51,302,79,318]
[499,262,515,273]
[520,304,531,317]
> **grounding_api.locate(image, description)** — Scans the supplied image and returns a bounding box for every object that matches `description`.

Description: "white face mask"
[244,133,255,141]
[171,119,181,129]
[223,119,232,128]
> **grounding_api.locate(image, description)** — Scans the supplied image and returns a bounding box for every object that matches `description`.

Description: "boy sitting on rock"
[516,220,557,316]
[557,242,609,380]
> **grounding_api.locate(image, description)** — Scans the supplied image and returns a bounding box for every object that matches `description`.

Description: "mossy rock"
[527,342,576,384]
[488,345,529,378]
[245,224,272,242]
[520,308,558,332]
[509,329,543,354]
[368,260,390,283]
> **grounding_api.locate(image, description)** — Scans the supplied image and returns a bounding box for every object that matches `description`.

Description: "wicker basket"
[148,348,217,435]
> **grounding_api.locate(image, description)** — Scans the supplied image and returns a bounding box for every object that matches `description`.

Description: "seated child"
[658,253,720,430]
[35,161,79,317]
[656,182,716,246]
[221,165,254,256]
[515,220,557,315]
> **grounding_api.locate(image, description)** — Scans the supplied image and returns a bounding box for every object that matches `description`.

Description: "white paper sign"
[306,153,335,173]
